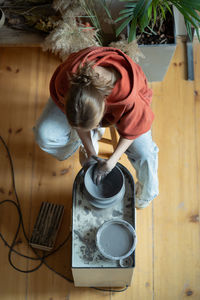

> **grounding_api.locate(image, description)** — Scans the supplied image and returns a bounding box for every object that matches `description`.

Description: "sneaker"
[135,198,152,209]
[135,182,152,209]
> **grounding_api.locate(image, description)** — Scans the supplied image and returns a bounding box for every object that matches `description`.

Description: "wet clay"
[85,165,124,198]
[99,223,133,257]
[89,177,114,198]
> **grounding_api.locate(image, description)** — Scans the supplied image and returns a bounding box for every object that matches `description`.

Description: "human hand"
[83,155,97,172]
[92,156,116,184]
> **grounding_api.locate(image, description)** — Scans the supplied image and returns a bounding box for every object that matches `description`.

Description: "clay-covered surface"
[72,163,136,268]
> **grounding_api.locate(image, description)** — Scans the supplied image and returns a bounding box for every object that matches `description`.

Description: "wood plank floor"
[0,38,199,300]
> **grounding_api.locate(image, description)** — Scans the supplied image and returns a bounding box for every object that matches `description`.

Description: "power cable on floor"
[0,135,128,293]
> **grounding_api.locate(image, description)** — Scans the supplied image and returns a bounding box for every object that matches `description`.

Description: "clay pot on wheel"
[84,164,125,208]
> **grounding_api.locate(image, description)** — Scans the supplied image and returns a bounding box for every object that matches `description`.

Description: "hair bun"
[71,74,92,86]
[69,61,95,87]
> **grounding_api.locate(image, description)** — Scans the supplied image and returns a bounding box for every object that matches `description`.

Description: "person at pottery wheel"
[33,47,159,209]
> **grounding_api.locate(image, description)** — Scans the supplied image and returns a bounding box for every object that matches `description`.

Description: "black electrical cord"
[0,135,74,280]
[0,135,128,293]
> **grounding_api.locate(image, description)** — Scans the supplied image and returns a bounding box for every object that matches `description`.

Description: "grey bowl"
[96,219,137,260]
[84,164,125,208]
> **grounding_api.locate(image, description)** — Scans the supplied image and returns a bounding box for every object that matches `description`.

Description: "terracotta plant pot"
[0,8,5,28]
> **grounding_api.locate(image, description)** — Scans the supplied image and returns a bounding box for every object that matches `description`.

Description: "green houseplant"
[115,0,200,43]
[112,0,200,81]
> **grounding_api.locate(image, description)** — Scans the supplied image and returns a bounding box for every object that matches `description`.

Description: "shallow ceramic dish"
[96,219,137,260]
[84,164,125,208]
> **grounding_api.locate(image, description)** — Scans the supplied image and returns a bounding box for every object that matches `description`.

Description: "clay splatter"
[177,202,184,209]
[15,128,23,134]
[6,66,12,72]
[91,209,103,218]
[84,206,91,215]
[74,230,96,263]
[145,282,150,287]
[65,294,70,300]
[0,188,5,194]
[15,69,20,73]
[8,128,12,134]
[189,214,199,223]
[185,289,193,296]
[52,171,56,176]
[112,210,123,217]
[60,167,71,175]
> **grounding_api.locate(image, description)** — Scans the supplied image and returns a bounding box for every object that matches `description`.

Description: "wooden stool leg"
[99,126,119,158]
[109,126,118,151]
[109,127,121,160]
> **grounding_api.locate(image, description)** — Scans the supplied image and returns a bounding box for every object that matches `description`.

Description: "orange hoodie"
[50,46,154,139]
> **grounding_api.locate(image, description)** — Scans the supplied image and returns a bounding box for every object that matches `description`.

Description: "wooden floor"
[0,38,199,300]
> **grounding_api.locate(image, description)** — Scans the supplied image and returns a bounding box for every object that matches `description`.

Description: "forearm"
[108,136,134,164]
[76,129,96,157]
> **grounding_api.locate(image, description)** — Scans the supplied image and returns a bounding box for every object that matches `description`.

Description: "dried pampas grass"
[109,37,145,63]
[53,0,81,14]
[43,21,100,60]
[43,0,143,63]
[43,0,100,60]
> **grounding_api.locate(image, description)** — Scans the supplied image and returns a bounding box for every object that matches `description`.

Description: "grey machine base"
[71,163,136,287]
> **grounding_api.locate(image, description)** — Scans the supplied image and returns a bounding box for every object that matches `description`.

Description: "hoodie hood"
[50,46,154,139]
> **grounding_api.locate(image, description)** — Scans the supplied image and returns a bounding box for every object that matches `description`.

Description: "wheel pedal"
[29,202,64,251]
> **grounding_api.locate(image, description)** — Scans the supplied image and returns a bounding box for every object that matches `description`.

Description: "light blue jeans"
[33,98,159,203]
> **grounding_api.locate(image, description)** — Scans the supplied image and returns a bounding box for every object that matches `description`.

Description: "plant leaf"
[171,1,199,28]
[124,3,138,8]
[116,15,133,37]
[158,3,166,19]
[100,0,113,20]
[119,0,138,2]
[132,0,147,19]
[152,4,157,25]
[179,5,200,22]
[119,8,135,15]
[128,18,137,42]
[163,1,172,14]
[181,0,200,10]
[195,28,200,41]
[147,5,152,19]
[139,11,150,32]
[185,20,193,41]
[115,12,133,23]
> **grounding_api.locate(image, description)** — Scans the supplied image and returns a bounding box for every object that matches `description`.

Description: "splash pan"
[96,219,137,260]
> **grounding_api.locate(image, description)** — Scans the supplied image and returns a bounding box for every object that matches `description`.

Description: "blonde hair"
[65,62,114,130]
